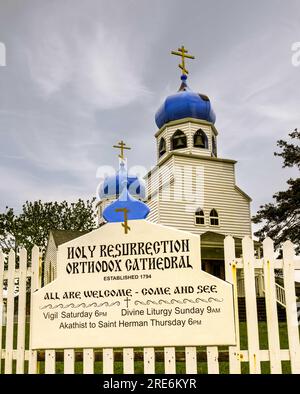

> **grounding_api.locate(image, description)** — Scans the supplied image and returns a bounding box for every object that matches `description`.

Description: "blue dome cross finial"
[102,142,150,225]
[171,45,195,76]
[155,48,216,128]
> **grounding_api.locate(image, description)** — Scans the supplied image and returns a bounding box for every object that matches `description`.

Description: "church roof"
[155,75,216,129]
[50,229,90,247]
[103,188,150,222]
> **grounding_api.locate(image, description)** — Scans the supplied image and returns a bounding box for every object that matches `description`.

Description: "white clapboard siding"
[123,348,134,374]
[224,235,241,374]
[4,250,15,374]
[83,349,94,374]
[28,246,40,374]
[64,349,75,374]
[164,347,176,374]
[155,153,252,237]
[282,241,300,373]
[103,348,114,374]
[185,347,197,374]
[144,347,155,374]
[262,238,282,373]
[45,350,56,374]
[0,251,4,362]
[242,237,261,374]
[16,248,27,374]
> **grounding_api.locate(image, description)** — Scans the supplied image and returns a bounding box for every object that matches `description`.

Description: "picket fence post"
[28,246,40,374]
[242,237,261,374]
[262,238,282,373]
[4,250,15,374]
[16,248,27,374]
[224,235,241,374]
[282,241,300,373]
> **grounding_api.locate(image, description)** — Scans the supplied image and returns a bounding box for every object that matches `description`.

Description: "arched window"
[212,136,217,157]
[158,138,166,157]
[210,209,219,226]
[195,208,205,225]
[194,129,208,149]
[171,130,187,150]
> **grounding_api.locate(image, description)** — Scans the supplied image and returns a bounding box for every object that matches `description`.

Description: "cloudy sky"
[0,0,299,226]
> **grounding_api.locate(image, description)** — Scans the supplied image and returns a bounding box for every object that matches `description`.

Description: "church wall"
[146,156,174,199]
[44,232,57,285]
[97,198,115,226]
[146,197,159,223]
[156,155,251,238]
[156,122,191,160]
[157,120,216,163]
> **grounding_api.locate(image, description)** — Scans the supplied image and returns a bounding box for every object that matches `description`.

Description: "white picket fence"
[0,236,300,374]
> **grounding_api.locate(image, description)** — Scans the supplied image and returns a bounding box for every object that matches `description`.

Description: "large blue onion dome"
[103,187,150,222]
[155,75,216,129]
[98,162,145,200]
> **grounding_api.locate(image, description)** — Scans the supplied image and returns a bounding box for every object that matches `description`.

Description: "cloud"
[0,0,299,222]
[25,5,150,111]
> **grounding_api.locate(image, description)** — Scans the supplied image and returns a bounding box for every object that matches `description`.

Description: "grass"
[1,321,298,374]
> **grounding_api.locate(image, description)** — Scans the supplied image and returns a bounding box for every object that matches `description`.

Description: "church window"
[171,130,187,150]
[104,184,108,194]
[194,129,208,148]
[136,185,140,194]
[159,138,166,157]
[212,136,217,157]
[210,209,219,226]
[195,208,205,225]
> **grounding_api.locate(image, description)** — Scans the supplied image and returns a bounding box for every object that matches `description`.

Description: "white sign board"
[31,220,236,349]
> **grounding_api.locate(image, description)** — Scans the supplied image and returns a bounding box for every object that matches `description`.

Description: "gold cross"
[115,208,131,234]
[113,140,131,160]
[171,45,195,75]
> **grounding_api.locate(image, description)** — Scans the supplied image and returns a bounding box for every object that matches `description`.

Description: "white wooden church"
[44,47,254,283]
[94,48,253,281]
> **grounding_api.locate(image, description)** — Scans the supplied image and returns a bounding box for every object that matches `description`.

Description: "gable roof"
[234,185,252,202]
[50,230,90,247]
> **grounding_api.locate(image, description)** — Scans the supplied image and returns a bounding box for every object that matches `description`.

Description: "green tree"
[252,129,300,253]
[0,198,97,254]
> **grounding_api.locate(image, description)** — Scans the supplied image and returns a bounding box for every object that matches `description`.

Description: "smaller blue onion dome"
[99,162,145,200]
[103,188,150,222]
[155,75,216,129]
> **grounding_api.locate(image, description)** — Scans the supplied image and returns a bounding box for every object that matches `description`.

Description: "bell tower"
[155,47,217,164]
[146,46,252,279]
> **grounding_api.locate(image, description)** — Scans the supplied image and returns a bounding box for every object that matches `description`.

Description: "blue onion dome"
[99,162,145,200]
[103,188,150,222]
[155,74,216,129]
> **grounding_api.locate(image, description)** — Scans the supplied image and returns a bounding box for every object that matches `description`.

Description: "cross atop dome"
[113,140,131,160]
[171,45,195,76]
[155,47,215,128]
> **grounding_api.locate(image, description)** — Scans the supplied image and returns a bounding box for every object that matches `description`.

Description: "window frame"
[171,129,187,150]
[209,209,219,226]
[158,137,167,157]
[195,208,205,226]
[193,129,208,149]
[212,135,217,157]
